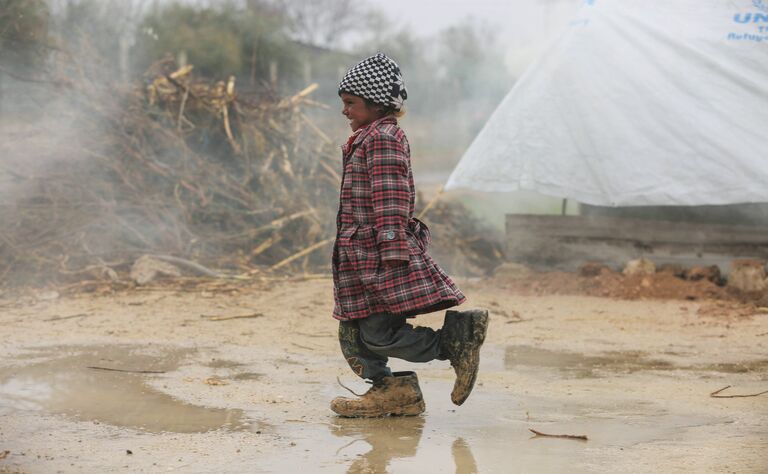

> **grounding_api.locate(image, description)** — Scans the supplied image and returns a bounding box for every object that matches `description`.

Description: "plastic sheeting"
[445,0,768,207]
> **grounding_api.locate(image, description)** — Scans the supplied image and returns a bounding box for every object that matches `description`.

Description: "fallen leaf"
[204,377,229,386]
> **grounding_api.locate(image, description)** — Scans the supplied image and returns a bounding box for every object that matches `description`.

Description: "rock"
[493,262,532,280]
[130,255,182,285]
[622,258,656,276]
[684,265,721,283]
[579,261,611,277]
[727,260,766,293]
[97,266,119,282]
[37,290,60,301]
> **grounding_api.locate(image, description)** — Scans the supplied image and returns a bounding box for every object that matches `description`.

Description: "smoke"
[0,1,178,285]
[0,0,588,285]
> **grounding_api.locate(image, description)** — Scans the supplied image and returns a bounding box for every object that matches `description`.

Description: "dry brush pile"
[1,61,502,288]
[2,61,341,286]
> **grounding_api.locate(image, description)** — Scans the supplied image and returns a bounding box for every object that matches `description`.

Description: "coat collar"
[342,115,398,156]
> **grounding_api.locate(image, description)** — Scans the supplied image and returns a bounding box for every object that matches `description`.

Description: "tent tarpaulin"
[445,0,768,207]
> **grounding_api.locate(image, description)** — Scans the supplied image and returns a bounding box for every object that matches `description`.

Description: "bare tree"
[272,0,370,48]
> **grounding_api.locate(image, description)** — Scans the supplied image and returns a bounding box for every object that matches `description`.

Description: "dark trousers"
[338,313,445,381]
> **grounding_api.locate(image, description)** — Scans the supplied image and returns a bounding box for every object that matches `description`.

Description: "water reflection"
[452,437,479,474]
[332,416,424,473]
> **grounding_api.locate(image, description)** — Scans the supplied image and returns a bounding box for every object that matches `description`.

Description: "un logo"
[754,0,768,13]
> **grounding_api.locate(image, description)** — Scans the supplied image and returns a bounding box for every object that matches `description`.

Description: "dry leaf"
[204,377,229,386]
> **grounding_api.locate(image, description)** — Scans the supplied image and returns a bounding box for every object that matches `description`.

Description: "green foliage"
[0,0,50,68]
[136,2,299,87]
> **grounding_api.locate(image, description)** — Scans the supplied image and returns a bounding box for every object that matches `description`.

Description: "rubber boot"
[440,309,489,406]
[330,371,426,418]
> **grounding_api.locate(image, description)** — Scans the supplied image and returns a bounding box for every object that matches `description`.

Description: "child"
[330,53,489,417]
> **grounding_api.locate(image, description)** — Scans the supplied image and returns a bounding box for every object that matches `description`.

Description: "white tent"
[445,0,768,207]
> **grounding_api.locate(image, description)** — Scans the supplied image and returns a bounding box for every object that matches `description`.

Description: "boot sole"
[451,310,489,406]
[331,399,426,418]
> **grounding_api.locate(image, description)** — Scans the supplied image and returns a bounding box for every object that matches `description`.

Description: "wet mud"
[0,283,766,472]
[0,343,753,472]
[0,346,262,434]
[505,345,768,379]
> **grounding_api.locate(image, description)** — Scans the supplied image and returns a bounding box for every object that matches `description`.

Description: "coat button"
[385,231,395,240]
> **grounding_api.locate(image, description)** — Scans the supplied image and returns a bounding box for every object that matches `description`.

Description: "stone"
[623,258,656,276]
[96,266,119,282]
[37,290,60,301]
[130,255,182,285]
[727,260,767,293]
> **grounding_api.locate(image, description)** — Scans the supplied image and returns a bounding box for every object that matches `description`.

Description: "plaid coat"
[331,116,466,320]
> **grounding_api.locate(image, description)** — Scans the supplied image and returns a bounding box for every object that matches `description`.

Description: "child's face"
[340,93,380,132]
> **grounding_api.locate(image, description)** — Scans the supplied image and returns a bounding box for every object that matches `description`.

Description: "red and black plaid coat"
[331,116,466,320]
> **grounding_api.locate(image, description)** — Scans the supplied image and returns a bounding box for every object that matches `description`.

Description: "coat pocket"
[351,225,376,248]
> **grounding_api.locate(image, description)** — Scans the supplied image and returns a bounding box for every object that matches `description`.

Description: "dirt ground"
[0,275,767,473]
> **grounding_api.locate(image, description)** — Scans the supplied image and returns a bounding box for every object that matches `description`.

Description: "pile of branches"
[428,204,504,277]
[1,61,341,286]
[0,60,502,288]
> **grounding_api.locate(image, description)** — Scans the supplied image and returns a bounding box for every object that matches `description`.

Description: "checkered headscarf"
[338,53,407,111]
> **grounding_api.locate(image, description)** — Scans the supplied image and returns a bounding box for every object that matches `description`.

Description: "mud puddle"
[0,345,262,434]
[0,345,748,472]
[505,346,675,378]
[505,345,768,378]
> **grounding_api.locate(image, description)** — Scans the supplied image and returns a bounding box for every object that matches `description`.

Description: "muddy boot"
[440,309,489,406]
[330,371,426,418]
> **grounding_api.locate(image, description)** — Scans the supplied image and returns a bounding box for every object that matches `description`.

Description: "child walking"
[330,53,489,417]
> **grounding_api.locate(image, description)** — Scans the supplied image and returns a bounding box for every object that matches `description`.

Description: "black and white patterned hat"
[338,53,407,111]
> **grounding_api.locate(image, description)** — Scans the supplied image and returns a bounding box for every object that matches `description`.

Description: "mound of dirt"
[494,266,729,302]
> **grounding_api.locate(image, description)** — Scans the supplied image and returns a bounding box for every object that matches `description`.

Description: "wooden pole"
[269,237,333,271]
[417,185,444,220]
